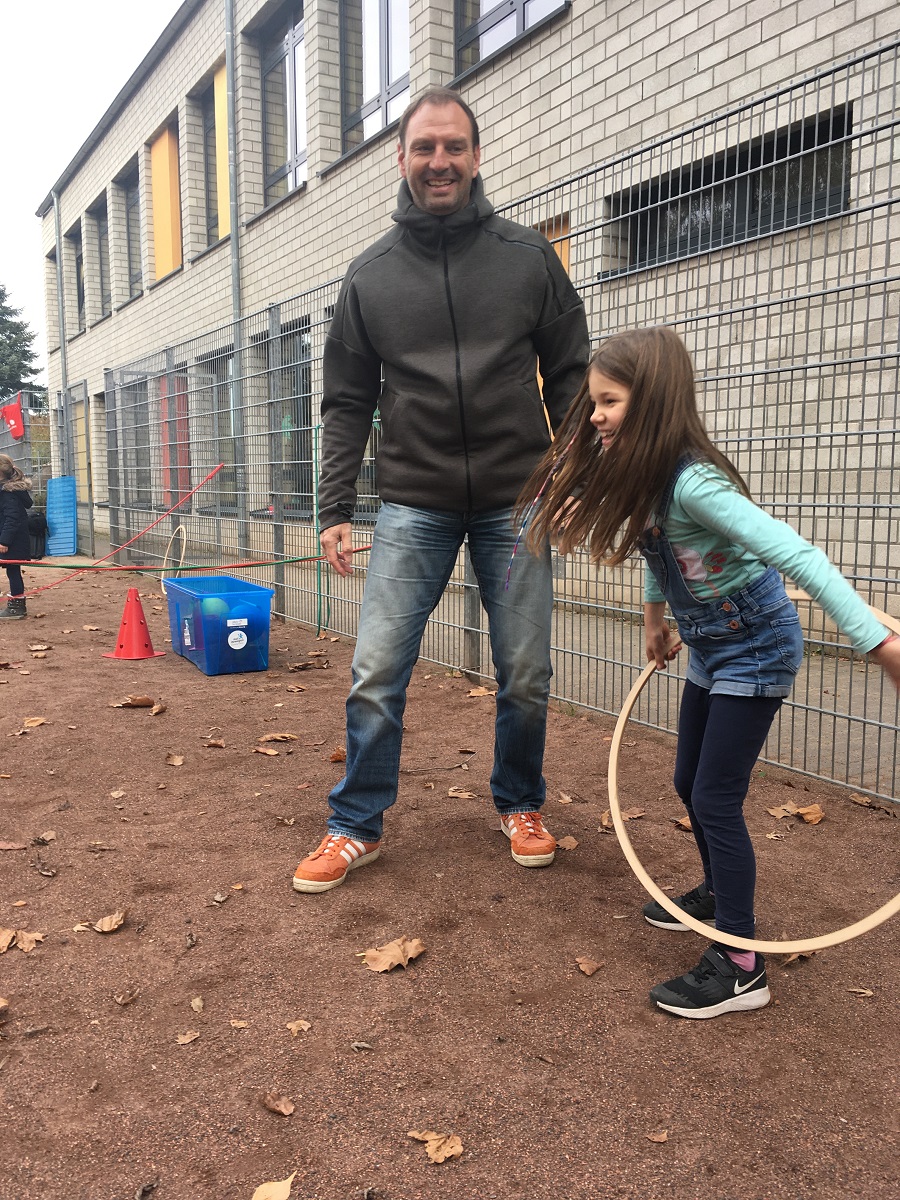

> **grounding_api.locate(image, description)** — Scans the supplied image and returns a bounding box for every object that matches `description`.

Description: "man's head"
[398,89,481,216]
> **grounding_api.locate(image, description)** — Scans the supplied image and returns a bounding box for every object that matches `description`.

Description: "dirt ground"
[1,565,898,1200]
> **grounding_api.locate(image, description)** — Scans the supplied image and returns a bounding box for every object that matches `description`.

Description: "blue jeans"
[327,502,553,842]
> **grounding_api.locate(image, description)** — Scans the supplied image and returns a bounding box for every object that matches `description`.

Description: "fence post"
[462,539,482,681]
[267,304,286,614]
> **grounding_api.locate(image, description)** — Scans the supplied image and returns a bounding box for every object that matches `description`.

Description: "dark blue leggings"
[674,681,782,937]
[4,565,23,596]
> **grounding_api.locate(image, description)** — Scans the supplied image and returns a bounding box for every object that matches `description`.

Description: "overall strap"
[654,455,696,524]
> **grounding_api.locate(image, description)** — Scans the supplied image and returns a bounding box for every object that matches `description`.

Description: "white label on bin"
[227,630,248,650]
[226,618,248,627]
[183,619,192,648]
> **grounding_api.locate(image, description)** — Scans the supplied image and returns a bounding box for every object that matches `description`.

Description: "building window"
[608,106,853,272]
[150,124,183,279]
[340,0,410,152]
[261,5,308,206]
[195,350,238,515]
[203,89,219,245]
[202,67,230,245]
[270,317,313,516]
[122,166,142,298]
[68,226,86,333]
[93,201,112,318]
[456,0,568,75]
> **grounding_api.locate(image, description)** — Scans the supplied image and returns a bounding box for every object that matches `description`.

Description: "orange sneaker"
[292,833,381,893]
[500,811,556,867]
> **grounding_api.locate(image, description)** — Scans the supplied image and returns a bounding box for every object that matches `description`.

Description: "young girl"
[0,453,34,620]
[518,327,900,1019]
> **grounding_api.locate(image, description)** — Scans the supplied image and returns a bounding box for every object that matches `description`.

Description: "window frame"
[261,5,308,207]
[95,203,112,318]
[69,225,86,333]
[339,0,410,153]
[202,86,219,246]
[122,168,143,298]
[455,0,569,78]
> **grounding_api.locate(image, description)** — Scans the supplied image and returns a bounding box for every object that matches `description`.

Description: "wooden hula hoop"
[607,599,900,955]
[159,525,187,597]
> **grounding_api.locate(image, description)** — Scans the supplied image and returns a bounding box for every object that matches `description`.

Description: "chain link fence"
[86,43,900,798]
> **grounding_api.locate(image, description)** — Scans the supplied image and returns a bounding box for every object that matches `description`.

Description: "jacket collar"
[392,175,494,247]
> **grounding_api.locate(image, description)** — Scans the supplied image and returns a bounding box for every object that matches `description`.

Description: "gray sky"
[0,1,184,386]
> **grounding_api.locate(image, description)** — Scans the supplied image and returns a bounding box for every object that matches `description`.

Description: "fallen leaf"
[110,695,154,708]
[72,922,91,933]
[646,1130,668,1143]
[362,934,426,973]
[0,841,26,851]
[150,703,167,716]
[93,910,126,934]
[286,1019,312,1036]
[262,1091,295,1116]
[230,1019,249,1028]
[204,738,225,749]
[467,686,496,697]
[408,1130,464,1163]
[176,1030,200,1045]
[12,900,25,907]
[796,803,825,825]
[114,988,139,1006]
[848,987,874,997]
[621,808,645,820]
[83,625,100,631]
[766,803,798,819]
[350,1040,374,1052]
[575,956,603,976]
[27,644,51,652]
[31,652,46,659]
[765,831,786,840]
[447,786,477,799]
[274,815,295,826]
[0,929,17,953]
[212,892,229,905]
[109,789,126,799]
[672,815,692,831]
[165,754,185,767]
[231,883,243,891]
[258,732,299,743]
[557,791,574,804]
[254,747,279,756]
[598,810,613,832]
[557,835,579,850]
[12,930,45,953]
[23,717,46,728]
[190,997,204,1013]
[250,1172,296,1200]
[329,746,347,762]
[0,996,8,1018]
[781,950,818,967]
[286,684,306,693]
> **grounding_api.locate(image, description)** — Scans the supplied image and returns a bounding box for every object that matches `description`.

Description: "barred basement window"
[456,1,569,76]
[340,0,410,152]
[607,106,853,272]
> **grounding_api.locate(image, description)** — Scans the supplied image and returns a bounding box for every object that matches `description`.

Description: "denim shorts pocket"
[771,614,804,671]
[690,613,745,642]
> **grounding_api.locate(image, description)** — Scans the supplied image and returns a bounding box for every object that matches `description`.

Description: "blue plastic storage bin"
[46,476,78,556]
[164,575,275,676]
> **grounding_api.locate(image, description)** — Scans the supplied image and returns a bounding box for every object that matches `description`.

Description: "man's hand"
[320,523,355,577]
[644,601,681,670]
[0,543,7,553]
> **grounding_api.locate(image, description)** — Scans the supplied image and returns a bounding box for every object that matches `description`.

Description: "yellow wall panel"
[214,66,230,238]
[150,126,182,278]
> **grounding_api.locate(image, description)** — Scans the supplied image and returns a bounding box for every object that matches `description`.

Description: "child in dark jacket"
[0,453,33,620]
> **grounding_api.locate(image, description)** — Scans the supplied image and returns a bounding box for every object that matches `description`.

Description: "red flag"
[1,395,24,439]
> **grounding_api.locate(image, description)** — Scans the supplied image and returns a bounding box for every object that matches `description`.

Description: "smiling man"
[293,88,589,893]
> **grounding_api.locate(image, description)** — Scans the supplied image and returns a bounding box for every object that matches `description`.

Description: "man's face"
[398,102,481,216]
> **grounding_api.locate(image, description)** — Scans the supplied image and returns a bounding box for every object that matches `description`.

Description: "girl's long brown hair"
[517,327,749,566]
[0,454,31,488]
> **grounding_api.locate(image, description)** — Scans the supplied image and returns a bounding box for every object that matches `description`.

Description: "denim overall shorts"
[639,461,804,699]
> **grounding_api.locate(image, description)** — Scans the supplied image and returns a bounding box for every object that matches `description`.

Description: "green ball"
[200,596,230,618]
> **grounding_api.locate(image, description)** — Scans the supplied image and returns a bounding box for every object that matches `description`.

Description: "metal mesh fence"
[97,44,899,799]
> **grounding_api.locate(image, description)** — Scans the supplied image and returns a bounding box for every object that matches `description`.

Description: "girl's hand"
[869,634,900,693]
[644,601,681,670]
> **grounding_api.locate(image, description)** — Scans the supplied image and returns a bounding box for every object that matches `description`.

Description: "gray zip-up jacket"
[317,176,589,530]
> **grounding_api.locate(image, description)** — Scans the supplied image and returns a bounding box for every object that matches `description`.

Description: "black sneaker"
[650,946,770,1019]
[642,881,715,930]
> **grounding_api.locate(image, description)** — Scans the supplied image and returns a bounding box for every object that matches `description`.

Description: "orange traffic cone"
[102,587,165,659]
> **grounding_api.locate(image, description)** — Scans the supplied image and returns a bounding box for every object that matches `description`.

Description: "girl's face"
[588,369,631,450]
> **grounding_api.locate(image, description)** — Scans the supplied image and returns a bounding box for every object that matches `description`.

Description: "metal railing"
[92,43,899,799]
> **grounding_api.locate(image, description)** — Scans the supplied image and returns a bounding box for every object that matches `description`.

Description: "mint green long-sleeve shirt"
[644,463,886,654]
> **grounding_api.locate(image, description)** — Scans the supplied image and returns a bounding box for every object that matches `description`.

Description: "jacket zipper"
[441,231,472,510]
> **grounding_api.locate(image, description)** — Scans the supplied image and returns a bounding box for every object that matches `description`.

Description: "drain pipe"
[51,189,70,476]
[224,0,249,548]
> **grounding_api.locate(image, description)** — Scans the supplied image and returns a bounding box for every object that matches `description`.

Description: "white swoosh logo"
[733,971,765,995]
